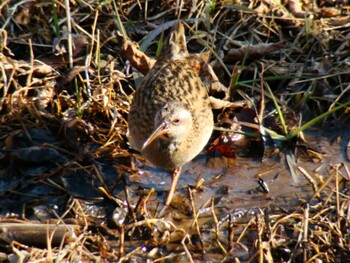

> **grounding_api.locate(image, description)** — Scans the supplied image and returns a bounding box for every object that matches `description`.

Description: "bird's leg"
[158,167,182,216]
[165,167,182,206]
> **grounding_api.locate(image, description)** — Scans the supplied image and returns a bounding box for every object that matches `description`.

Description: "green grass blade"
[265,82,288,135]
[287,101,350,139]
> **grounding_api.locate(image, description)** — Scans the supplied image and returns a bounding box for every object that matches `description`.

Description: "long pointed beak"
[141,121,169,151]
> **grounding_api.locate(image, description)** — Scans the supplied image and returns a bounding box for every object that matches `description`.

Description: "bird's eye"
[172,118,181,125]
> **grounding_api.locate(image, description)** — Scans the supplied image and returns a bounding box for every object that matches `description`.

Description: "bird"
[128,22,214,210]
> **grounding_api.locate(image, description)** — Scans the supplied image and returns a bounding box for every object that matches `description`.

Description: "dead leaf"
[224,41,287,63]
[116,31,156,75]
[209,96,246,110]
[12,146,65,164]
[53,32,89,57]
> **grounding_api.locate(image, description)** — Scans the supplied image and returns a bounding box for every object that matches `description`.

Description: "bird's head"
[141,102,193,151]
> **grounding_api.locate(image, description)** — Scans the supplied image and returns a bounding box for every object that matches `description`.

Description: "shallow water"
[128,128,349,218]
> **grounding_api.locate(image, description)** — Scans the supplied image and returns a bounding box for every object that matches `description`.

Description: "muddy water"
[128,129,348,218]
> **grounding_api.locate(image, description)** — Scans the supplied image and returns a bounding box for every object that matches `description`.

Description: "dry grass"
[1,0,350,262]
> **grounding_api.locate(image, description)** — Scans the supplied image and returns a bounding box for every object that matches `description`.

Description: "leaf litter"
[0,0,350,262]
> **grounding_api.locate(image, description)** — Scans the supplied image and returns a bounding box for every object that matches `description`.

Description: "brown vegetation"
[0,0,350,262]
